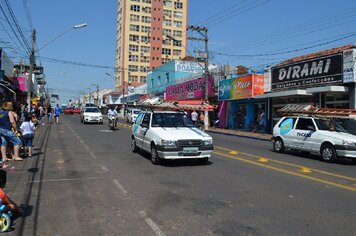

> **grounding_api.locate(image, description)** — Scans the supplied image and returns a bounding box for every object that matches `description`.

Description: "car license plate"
[183,147,198,153]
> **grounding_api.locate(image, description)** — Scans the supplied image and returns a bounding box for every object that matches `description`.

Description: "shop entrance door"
[235,104,247,130]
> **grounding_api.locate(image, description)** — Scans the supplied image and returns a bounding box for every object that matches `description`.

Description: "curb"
[206,129,271,142]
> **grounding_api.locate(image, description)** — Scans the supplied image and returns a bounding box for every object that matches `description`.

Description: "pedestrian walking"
[0,101,23,162]
[54,104,61,124]
[191,110,198,126]
[20,115,36,157]
[199,111,205,131]
[47,105,53,123]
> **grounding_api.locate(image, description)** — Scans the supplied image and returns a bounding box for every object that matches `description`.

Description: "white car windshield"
[85,108,101,113]
[152,113,194,127]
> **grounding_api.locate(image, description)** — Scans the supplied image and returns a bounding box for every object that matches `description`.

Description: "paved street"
[5,114,356,236]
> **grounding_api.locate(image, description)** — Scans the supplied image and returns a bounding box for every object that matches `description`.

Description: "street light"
[36,23,87,52]
[27,23,88,107]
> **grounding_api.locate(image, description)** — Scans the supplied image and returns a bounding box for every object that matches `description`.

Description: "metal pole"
[27,29,35,108]
[204,28,209,130]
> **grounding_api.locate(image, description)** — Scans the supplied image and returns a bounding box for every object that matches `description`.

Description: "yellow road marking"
[214,151,356,192]
[215,145,356,182]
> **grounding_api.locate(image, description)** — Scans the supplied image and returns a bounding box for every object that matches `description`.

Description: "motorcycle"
[108,115,117,131]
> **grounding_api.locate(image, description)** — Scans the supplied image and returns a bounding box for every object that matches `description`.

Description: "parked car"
[73,107,81,114]
[131,110,214,165]
[64,107,74,115]
[80,107,103,124]
[272,116,356,162]
[126,109,141,123]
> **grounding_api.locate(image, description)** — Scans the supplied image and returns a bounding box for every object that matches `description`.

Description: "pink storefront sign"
[166,76,214,101]
[13,76,27,92]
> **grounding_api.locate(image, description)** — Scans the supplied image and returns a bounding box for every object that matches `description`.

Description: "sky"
[1,0,356,104]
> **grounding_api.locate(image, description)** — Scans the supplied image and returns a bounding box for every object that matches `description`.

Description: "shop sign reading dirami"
[271,53,343,91]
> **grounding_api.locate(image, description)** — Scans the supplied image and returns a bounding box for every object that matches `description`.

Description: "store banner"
[271,53,343,91]
[13,76,27,92]
[165,76,214,100]
[343,49,356,83]
[218,74,264,101]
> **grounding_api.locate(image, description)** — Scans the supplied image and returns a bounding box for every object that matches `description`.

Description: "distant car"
[126,109,141,123]
[80,107,103,124]
[64,107,74,115]
[73,107,81,114]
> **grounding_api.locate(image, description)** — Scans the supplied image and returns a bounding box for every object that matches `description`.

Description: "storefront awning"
[142,100,216,111]
[255,89,312,98]
[306,85,348,94]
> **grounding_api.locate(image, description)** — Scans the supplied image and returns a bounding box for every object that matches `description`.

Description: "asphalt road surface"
[6,114,356,236]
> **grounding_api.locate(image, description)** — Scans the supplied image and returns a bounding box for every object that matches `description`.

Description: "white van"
[272,116,356,162]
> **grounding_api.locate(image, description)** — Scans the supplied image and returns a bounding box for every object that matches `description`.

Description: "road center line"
[139,211,166,236]
[112,179,127,194]
[100,164,108,172]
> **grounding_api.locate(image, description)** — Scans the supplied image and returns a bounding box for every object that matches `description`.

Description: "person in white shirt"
[20,115,36,157]
[191,110,198,126]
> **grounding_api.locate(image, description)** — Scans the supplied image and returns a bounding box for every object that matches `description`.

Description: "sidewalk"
[206,127,272,141]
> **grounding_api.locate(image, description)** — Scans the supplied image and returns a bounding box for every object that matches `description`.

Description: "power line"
[213,32,356,58]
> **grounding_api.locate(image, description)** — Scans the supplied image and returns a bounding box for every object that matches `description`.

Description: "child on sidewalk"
[0,169,22,221]
[20,115,36,157]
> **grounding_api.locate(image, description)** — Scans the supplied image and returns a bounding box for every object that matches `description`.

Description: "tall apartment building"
[116,0,188,92]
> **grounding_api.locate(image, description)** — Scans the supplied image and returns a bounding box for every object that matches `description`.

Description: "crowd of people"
[0,101,60,228]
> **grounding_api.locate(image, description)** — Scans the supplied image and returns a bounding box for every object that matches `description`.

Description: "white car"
[127,109,141,124]
[80,107,103,124]
[131,111,214,165]
[272,116,356,162]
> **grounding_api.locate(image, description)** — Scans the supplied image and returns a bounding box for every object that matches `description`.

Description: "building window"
[129,75,138,82]
[173,20,182,27]
[141,36,150,43]
[140,66,149,72]
[140,46,150,53]
[140,56,149,63]
[129,65,139,72]
[173,30,182,38]
[173,11,183,18]
[163,19,172,26]
[163,0,173,7]
[130,14,140,22]
[129,34,139,42]
[174,2,183,9]
[142,0,151,3]
[162,48,171,55]
[130,5,140,12]
[173,49,181,56]
[141,26,151,33]
[163,39,171,46]
[163,29,171,36]
[163,9,172,17]
[129,45,139,52]
[142,6,151,13]
[173,40,181,46]
[129,55,139,62]
[140,76,146,83]
[142,16,151,23]
[130,24,140,32]
[131,0,140,2]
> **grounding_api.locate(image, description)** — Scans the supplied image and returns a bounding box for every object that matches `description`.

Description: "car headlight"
[203,139,213,146]
[343,140,356,146]
[161,139,177,147]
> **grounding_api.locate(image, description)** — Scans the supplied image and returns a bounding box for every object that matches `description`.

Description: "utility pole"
[96,84,99,107]
[187,25,209,130]
[28,29,36,108]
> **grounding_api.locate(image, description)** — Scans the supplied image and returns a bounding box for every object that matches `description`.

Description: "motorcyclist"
[107,106,118,127]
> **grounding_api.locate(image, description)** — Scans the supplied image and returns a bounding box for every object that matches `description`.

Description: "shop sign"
[13,76,27,92]
[165,76,213,100]
[343,49,356,83]
[175,61,204,74]
[271,53,343,90]
[218,74,264,101]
